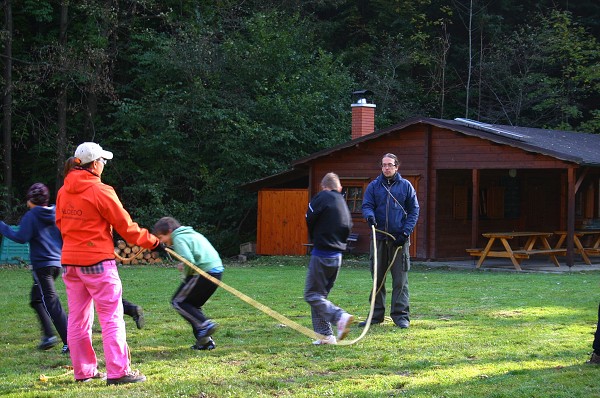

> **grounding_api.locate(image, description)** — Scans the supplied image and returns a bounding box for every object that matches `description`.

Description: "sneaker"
[312,335,337,345]
[336,313,354,341]
[132,306,145,329]
[76,371,106,383]
[587,352,600,365]
[395,319,410,329]
[358,319,383,327]
[61,344,69,354]
[38,336,58,350]
[191,337,216,350]
[195,320,218,345]
[106,370,146,385]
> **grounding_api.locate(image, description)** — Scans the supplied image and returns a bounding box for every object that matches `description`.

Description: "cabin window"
[343,186,364,213]
[340,178,370,214]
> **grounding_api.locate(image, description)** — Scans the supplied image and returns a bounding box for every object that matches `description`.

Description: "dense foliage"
[1,1,599,254]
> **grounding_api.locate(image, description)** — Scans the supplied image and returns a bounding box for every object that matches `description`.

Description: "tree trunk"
[477,15,483,120]
[84,93,97,138]
[439,22,449,118]
[56,1,68,192]
[465,0,473,118]
[2,0,13,219]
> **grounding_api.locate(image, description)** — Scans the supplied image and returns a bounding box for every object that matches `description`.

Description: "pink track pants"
[62,260,131,380]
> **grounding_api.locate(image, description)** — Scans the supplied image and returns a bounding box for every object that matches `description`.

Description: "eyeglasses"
[381,163,396,169]
[97,158,107,165]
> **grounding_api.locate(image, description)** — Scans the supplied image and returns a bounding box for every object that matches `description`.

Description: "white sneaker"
[312,335,337,345]
[336,313,354,341]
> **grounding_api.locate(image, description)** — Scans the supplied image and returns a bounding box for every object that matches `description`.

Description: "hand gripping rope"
[162,225,401,346]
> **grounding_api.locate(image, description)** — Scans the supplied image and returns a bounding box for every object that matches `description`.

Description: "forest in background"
[1,0,599,255]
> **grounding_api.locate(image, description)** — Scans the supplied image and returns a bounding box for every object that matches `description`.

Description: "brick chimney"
[351,90,376,140]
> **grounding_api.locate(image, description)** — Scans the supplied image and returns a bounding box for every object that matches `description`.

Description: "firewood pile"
[114,240,163,265]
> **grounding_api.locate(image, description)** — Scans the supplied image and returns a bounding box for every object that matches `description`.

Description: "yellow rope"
[165,226,401,346]
[336,225,379,345]
[165,247,327,341]
[38,366,74,383]
[372,228,403,297]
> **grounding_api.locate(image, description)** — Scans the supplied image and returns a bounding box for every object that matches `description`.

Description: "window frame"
[340,177,370,215]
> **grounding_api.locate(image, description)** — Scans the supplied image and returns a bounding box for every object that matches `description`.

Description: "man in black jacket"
[304,172,354,345]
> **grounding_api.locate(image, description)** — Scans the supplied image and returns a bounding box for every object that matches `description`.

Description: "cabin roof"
[242,117,600,191]
[293,117,600,167]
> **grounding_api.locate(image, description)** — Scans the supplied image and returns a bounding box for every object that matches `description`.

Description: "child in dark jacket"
[153,217,224,350]
[0,183,68,353]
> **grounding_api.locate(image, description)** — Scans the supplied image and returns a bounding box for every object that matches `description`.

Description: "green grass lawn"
[1,256,599,397]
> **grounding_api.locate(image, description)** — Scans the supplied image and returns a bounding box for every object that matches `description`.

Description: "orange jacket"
[56,169,159,266]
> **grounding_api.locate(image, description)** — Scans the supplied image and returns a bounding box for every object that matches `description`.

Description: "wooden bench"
[554,230,600,265]
[512,249,566,258]
[467,232,564,271]
[466,248,483,256]
[302,243,313,255]
[346,233,359,253]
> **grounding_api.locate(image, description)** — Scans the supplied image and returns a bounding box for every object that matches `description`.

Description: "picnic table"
[466,231,566,271]
[554,230,600,265]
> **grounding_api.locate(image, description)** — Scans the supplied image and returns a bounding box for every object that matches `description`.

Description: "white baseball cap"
[74,142,114,164]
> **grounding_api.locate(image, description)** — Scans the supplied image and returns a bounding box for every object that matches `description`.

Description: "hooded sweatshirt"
[56,169,159,266]
[171,226,224,277]
[0,206,62,270]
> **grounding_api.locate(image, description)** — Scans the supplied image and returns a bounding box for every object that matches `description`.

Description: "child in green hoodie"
[153,217,224,350]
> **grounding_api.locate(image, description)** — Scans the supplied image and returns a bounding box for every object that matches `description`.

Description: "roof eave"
[292,116,588,167]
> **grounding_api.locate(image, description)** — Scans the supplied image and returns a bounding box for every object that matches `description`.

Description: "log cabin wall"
[251,120,600,260]
[429,127,571,259]
[435,169,564,258]
[302,124,588,260]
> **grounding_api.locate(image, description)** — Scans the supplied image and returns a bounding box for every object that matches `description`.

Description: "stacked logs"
[114,240,163,265]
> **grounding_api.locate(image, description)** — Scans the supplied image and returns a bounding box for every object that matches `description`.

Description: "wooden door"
[257,189,309,255]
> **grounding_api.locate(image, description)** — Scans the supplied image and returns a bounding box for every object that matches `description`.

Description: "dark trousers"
[304,254,343,336]
[369,238,410,325]
[31,266,68,344]
[122,298,139,318]
[594,303,600,355]
[172,272,222,337]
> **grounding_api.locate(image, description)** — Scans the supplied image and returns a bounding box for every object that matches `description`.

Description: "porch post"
[567,167,575,267]
[471,169,480,249]
[424,125,432,259]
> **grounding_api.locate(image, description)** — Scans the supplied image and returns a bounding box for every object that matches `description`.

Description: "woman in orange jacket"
[62,157,145,331]
[56,142,163,385]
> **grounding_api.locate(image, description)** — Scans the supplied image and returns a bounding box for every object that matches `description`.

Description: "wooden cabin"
[243,99,600,266]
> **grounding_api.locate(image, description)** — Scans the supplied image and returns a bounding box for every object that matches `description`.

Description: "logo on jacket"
[62,202,83,216]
